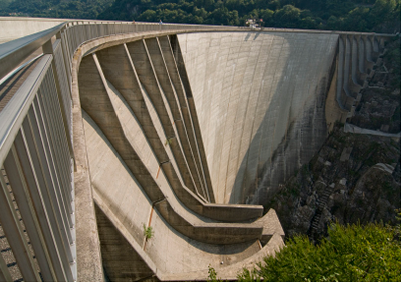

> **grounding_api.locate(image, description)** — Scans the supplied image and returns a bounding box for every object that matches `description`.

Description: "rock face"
[268,125,400,240]
[178,32,338,205]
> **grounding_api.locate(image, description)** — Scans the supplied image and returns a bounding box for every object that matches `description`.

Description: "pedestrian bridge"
[0,17,391,281]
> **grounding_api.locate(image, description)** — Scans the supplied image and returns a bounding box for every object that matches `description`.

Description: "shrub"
[234,222,401,281]
[143,224,154,239]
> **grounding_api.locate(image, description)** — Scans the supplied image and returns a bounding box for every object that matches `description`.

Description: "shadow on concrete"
[225,32,337,205]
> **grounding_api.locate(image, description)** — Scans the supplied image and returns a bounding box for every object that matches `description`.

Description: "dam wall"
[177,32,338,204]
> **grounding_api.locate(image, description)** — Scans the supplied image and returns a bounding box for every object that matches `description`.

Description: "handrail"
[0,23,65,80]
[0,55,53,166]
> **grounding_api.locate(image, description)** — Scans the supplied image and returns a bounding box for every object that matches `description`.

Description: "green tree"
[274,4,301,27]
[341,7,370,31]
[267,0,280,10]
[193,6,209,19]
[326,15,339,29]
[259,8,274,26]
[139,9,157,21]
[299,16,316,29]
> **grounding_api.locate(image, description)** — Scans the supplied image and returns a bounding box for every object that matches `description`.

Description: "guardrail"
[0,20,239,282]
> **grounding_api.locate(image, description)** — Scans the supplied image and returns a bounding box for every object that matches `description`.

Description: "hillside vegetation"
[99,0,400,32]
[0,0,114,19]
[0,0,400,33]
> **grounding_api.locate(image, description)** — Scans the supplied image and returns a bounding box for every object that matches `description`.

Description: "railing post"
[5,141,57,281]
[0,172,41,282]
[42,40,75,165]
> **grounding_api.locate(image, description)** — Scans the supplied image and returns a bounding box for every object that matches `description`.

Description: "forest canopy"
[0,0,400,33]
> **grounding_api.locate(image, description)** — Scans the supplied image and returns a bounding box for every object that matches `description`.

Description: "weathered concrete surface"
[178,32,338,204]
[71,41,104,281]
[82,108,284,279]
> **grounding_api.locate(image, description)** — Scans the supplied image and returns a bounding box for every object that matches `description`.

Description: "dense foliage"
[0,0,400,33]
[209,221,401,281]
[99,0,400,32]
[0,0,114,19]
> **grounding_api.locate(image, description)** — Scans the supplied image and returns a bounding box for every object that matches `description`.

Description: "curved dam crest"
[178,32,338,204]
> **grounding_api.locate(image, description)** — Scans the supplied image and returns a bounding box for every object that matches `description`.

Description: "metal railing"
[0,20,238,281]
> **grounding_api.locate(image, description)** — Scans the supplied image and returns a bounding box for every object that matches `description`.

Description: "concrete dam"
[0,19,389,281]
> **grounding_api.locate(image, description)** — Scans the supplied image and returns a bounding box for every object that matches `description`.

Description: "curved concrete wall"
[178,32,338,204]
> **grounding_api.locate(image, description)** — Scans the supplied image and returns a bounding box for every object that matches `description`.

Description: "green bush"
[234,222,401,281]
